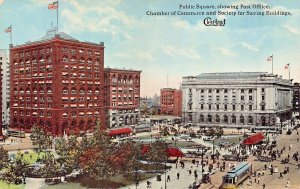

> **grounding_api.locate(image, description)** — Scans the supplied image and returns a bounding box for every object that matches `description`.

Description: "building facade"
[104,68,141,128]
[293,83,300,118]
[160,88,182,117]
[0,49,9,127]
[182,72,292,128]
[10,30,105,135]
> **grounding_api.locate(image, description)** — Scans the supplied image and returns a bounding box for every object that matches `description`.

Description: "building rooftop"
[38,31,78,42]
[196,72,268,79]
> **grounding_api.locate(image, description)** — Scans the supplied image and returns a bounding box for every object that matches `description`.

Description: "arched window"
[261,116,266,126]
[62,87,68,94]
[216,115,220,123]
[224,115,228,124]
[200,115,204,123]
[232,115,236,124]
[207,115,212,123]
[240,115,244,124]
[248,116,253,124]
[79,88,85,94]
[71,88,76,94]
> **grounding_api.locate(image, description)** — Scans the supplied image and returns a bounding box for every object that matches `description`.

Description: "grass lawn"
[0,180,24,189]
[16,150,56,164]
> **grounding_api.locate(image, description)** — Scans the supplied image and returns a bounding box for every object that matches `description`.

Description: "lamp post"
[164,141,168,189]
[201,146,204,173]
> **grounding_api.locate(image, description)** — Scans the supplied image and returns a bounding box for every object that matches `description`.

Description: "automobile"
[256,156,272,162]
[287,129,292,135]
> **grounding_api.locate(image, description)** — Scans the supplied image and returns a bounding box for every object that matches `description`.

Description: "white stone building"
[181,72,292,128]
[0,49,10,126]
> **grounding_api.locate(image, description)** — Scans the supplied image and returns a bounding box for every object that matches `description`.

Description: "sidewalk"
[120,162,209,189]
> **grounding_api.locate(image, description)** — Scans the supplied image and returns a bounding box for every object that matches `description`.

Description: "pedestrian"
[286,179,290,187]
[262,183,266,189]
[279,172,283,178]
[177,172,180,179]
[257,177,260,184]
[264,164,267,170]
[167,175,170,182]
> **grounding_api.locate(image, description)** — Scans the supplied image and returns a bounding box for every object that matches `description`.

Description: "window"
[232,116,236,124]
[261,105,265,111]
[241,96,244,101]
[249,105,252,111]
[232,105,236,111]
[241,89,244,93]
[249,96,253,101]
[224,89,228,93]
[216,115,220,123]
[224,104,227,111]
[241,105,244,111]
[201,89,204,93]
[262,88,265,93]
[207,115,212,123]
[249,89,252,93]
[208,89,212,93]
[216,104,219,110]
[200,115,204,123]
[248,116,253,124]
[262,95,265,101]
[224,115,228,123]
[216,89,220,93]
[208,104,211,110]
[200,104,204,110]
[240,116,244,124]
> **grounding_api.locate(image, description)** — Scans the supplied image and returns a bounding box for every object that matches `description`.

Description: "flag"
[284,63,289,69]
[4,25,12,33]
[267,55,273,61]
[48,1,58,10]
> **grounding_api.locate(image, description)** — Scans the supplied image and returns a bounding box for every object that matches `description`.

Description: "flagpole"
[10,25,12,44]
[289,63,290,80]
[271,54,273,75]
[56,1,59,33]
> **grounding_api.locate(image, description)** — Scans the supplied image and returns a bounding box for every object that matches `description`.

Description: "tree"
[41,154,61,178]
[55,134,81,173]
[145,140,167,169]
[30,124,52,154]
[0,145,9,169]
[2,157,28,184]
[79,120,117,181]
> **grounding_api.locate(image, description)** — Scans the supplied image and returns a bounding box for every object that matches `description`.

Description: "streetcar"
[6,129,26,138]
[219,162,252,189]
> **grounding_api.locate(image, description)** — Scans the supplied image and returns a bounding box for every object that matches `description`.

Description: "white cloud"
[136,50,154,62]
[0,0,4,5]
[241,42,259,52]
[219,48,235,56]
[163,45,201,61]
[284,25,299,34]
[61,0,135,38]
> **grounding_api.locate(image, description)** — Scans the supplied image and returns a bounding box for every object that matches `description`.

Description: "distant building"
[104,68,141,128]
[9,29,105,135]
[140,96,160,115]
[293,83,300,118]
[0,49,9,127]
[182,72,293,128]
[160,88,182,117]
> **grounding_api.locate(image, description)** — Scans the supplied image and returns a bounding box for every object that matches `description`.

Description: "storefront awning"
[108,127,133,136]
[243,132,265,145]
[141,145,184,157]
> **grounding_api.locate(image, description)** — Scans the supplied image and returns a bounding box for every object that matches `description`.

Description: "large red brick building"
[104,68,141,128]
[10,30,105,135]
[160,88,182,117]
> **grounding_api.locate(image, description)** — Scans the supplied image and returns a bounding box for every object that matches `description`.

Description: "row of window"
[198,88,255,94]
[187,104,266,111]
[197,114,254,124]
[200,95,254,101]
[13,48,53,58]
[199,104,253,111]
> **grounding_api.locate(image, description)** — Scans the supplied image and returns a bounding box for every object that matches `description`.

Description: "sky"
[0,0,300,97]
